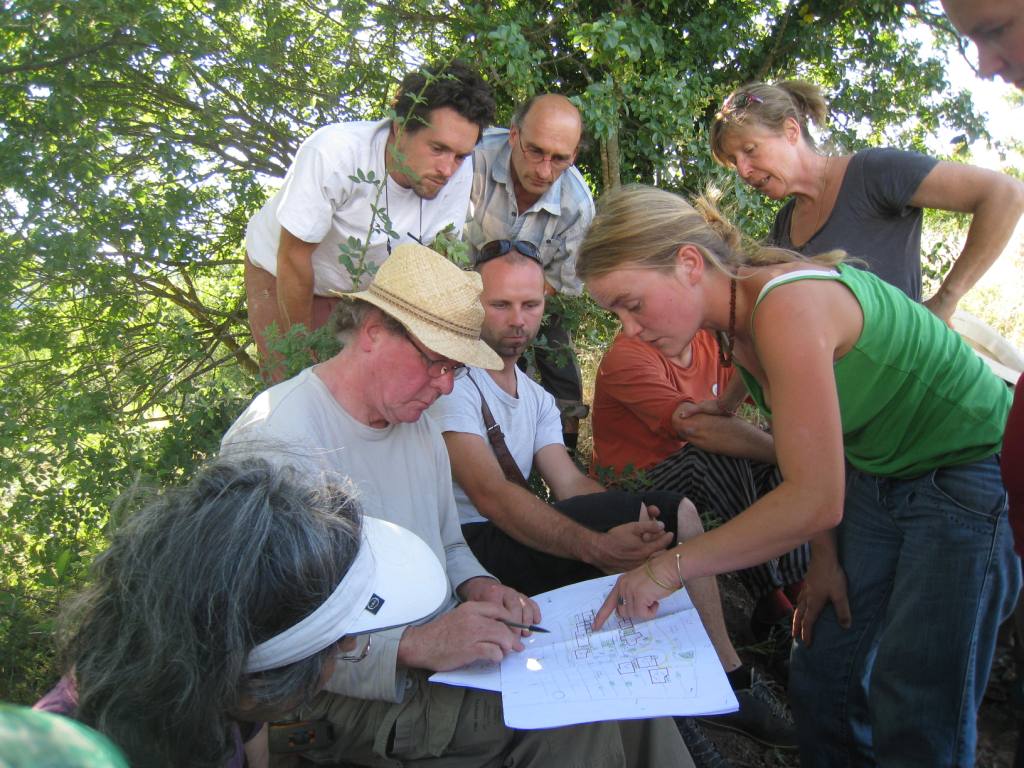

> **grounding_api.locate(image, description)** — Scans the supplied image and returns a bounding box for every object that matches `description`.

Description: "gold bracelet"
[644,556,678,592]
[674,550,686,591]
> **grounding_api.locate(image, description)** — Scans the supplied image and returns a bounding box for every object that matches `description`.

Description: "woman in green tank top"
[581,184,1018,767]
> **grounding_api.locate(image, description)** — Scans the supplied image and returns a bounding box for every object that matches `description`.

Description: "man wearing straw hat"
[221,243,694,767]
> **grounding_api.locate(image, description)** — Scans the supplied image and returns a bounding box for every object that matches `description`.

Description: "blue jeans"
[790,456,1021,767]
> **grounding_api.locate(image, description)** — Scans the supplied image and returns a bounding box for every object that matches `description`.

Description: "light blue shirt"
[464,128,595,295]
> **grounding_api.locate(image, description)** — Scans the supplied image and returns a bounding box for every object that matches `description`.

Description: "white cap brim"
[244,516,448,673]
[348,516,450,634]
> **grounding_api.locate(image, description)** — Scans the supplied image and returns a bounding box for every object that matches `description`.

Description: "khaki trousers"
[293,672,693,768]
[244,257,340,378]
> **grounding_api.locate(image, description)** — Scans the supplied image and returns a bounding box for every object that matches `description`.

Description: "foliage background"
[1,0,1016,702]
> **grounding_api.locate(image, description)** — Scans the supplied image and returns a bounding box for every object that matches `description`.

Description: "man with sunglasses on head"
[429,241,798,755]
[244,61,495,379]
[464,94,595,453]
[221,243,693,768]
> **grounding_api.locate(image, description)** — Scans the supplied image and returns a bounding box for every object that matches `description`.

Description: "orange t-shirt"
[590,331,734,477]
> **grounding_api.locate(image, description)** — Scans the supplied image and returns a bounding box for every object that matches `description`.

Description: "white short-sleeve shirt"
[246,120,473,295]
[429,366,563,525]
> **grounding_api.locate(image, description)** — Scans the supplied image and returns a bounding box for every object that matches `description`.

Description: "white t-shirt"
[220,367,492,702]
[428,367,563,525]
[245,120,473,295]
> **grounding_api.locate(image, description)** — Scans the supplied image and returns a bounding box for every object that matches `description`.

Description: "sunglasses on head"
[476,239,542,267]
[722,92,764,113]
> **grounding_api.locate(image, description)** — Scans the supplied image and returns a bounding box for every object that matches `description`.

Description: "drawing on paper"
[508,597,701,705]
[431,574,739,729]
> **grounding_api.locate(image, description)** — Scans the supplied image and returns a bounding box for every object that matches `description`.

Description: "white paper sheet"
[429,657,501,692]
[430,574,738,728]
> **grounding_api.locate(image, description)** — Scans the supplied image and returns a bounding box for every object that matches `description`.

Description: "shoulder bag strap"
[465,373,532,490]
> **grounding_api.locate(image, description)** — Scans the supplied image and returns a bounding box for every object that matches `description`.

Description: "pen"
[501,620,550,633]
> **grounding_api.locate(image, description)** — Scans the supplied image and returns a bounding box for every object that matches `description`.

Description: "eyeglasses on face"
[402,330,467,380]
[516,134,575,171]
[476,239,543,268]
[339,634,372,663]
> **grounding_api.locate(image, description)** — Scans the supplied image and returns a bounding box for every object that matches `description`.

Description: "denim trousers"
[789,455,1021,767]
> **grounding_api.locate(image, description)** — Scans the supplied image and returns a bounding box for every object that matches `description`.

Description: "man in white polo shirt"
[244,61,495,376]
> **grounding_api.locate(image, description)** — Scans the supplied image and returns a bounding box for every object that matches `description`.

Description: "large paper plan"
[431,574,738,728]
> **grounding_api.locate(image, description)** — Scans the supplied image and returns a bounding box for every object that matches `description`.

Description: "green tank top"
[737,264,1009,478]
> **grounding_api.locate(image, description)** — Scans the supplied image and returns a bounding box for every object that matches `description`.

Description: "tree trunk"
[600,124,621,191]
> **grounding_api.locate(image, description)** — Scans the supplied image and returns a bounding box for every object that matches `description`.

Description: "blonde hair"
[709,80,828,166]
[576,185,845,282]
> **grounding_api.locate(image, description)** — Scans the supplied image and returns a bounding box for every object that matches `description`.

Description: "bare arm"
[595,280,851,628]
[533,442,605,499]
[274,227,319,333]
[443,431,670,571]
[679,302,845,577]
[911,161,1024,324]
[717,372,749,414]
[673,373,750,419]
[670,410,775,464]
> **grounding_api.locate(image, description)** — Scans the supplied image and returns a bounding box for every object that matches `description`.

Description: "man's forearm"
[673,411,775,464]
[274,228,318,332]
[474,483,599,563]
[551,472,605,501]
[717,374,749,414]
[275,262,314,332]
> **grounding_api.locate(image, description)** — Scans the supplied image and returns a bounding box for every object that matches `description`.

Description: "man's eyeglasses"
[516,134,575,171]
[403,330,467,380]
[476,239,542,267]
[340,634,371,663]
[721,92,764,113]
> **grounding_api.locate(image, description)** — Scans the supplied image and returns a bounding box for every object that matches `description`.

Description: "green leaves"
[0,0,1003,704]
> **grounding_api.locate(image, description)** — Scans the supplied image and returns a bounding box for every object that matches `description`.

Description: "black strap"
[466,372,532,490]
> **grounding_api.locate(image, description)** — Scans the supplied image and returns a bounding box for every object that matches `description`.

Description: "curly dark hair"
[393,60,495,137]
[58,458,362,768]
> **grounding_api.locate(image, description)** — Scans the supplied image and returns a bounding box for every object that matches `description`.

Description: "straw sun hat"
[339,243,502,371]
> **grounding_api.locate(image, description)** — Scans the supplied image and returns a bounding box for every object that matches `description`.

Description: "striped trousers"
[639,445,809,599]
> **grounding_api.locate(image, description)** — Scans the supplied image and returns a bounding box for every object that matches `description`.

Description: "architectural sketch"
[431,574,738,728]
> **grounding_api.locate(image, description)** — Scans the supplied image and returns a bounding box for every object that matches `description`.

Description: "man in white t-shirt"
[244,61,495,376]
[428,242,798,749]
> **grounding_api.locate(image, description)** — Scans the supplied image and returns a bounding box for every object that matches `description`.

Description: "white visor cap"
[245,516,449,673]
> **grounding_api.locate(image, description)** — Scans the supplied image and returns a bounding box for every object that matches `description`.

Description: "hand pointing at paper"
[592,550,681,630]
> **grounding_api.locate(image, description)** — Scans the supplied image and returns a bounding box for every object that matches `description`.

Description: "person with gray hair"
[34,458,447,768]
[222,242,695,767]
